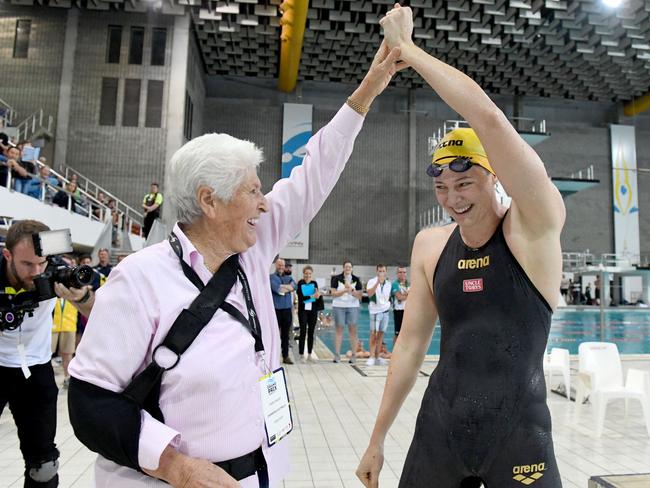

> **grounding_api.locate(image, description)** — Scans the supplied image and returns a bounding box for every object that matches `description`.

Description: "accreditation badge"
[259,367,293,447]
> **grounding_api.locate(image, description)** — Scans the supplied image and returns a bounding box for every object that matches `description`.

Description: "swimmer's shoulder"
[412,224,457,281]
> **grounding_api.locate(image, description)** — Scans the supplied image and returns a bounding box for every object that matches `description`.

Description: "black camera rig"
[0,230,94,331]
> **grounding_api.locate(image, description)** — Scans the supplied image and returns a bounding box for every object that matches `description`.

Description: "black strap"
[169,231,264,352]
[215,446,269,486]
[123,231,265,416]
[122,252,239,412]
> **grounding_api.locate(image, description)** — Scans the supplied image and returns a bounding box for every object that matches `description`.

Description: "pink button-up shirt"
[69,104,363,487]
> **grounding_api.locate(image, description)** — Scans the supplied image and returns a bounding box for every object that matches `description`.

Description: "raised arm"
[356,230,438,487]
[381,5,564,235]
[256,44,405,265]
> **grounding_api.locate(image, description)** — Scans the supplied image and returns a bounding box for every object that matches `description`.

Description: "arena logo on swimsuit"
[512,462,546,485]
[457,256,490,270]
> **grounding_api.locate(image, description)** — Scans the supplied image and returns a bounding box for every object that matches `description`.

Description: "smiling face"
[434,165,497,227]
[303,268,312,282]
[215,168,268,253]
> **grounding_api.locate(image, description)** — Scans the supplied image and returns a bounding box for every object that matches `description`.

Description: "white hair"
[166,133,264,224]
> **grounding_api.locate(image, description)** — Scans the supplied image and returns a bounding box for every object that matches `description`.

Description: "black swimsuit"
[399,219,562,488]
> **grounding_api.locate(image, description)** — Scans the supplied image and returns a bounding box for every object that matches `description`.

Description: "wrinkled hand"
[174,458,241,488]
[145,453,242,488]
[380,3,414,50]
[54,283,91,303]
[356,442,385,488]
[359,42,407,100]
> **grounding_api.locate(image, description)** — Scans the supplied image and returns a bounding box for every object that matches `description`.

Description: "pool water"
[316,305,650,356]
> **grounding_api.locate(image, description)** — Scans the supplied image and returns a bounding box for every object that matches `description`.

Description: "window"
[13,20,31,58]
[106,26,122,64]
[183,92,193,140]
[145,80,164,128]
[151,28,167,66]
[122,79,141,127]
[128,26,145,65]
[99,78,119,126]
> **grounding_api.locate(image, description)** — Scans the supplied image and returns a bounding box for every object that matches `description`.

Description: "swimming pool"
[316,305,650,355]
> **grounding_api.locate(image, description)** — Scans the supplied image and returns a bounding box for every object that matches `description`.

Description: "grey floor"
[1,356,649,488]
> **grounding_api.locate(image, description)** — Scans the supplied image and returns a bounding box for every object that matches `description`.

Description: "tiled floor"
[1,357,649,488]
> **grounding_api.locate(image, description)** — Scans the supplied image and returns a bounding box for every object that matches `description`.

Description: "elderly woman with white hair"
[67,45,404,488]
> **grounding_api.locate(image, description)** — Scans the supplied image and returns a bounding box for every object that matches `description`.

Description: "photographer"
[0,220,94,488]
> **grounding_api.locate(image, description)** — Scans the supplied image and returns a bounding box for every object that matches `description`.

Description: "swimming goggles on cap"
[427,157,475,177]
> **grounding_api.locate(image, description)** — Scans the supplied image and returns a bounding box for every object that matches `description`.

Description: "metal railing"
[509,116,547,134]
[569,164,595,180]
[58,163,144,236]
[418,205,451,230]
[562,251,643,270]
[1,160,144,244]
[15,109,54,141]
[427,117,548,155]
[0,97,15,128]
[1,160,111,224]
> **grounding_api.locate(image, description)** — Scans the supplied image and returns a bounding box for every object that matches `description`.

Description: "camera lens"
[55,265,94,288]
[71,265,94,288]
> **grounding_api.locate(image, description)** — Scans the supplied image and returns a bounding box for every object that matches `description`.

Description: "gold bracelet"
[346,97,369,115]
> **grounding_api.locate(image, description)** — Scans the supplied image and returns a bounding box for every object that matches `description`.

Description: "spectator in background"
[51,256,79,389]
[53,180,87,215]
[142,182,163,239]
[94,248,113,284]
[0,145,10,187]
[107,199,121,245]
[6,145,34,193]
[25,164,61,202]
[366,264,391,366]
[391,266,409,346]
[270,257,296,365]
[92,191,108,220]
[296,265,320,362]
[76,254,99,347]
[53,181,78,211]
[330,261,363,363]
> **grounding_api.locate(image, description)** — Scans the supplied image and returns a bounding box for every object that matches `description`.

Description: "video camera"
[0,229,94,331]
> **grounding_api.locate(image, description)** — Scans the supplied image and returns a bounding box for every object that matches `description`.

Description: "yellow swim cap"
[431,128,494,175]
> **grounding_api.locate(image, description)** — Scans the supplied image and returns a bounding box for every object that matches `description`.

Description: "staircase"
[0,95,55,143]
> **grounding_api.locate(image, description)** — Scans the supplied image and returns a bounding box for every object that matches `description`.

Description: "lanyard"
[168,232,264,353]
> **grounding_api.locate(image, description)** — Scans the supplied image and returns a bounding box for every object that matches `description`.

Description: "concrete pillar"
[54,7,79,171]
[163,13,190,227]
[642,272,650,305]
[408,89,417,246]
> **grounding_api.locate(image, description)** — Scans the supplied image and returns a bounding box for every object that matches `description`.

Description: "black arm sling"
[68,232,269,486]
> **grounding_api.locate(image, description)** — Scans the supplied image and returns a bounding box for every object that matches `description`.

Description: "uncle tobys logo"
[463,278,483,292]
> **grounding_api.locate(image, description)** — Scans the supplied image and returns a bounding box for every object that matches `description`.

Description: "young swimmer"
[357,5,566,488]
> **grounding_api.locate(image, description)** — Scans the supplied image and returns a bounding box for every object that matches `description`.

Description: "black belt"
[215,446,269,488]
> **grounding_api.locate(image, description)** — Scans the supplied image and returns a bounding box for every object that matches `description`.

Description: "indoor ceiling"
[5,0,650,102]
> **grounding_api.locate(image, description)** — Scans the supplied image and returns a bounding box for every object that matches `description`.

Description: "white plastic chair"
[543,348,571,400]
[575,342,650,437]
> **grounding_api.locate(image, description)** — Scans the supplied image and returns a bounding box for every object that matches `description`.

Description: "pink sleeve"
[68,260,181,470]
[138,411,181,470]
[256,104,364,265]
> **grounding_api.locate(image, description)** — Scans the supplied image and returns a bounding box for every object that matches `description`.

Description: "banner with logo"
[610,125,640,261]
[279,103,312,260]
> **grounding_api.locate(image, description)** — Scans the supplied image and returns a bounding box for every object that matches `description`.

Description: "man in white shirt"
[1,220,93,488]
[366,264,392,366]
[330,261,363,363]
